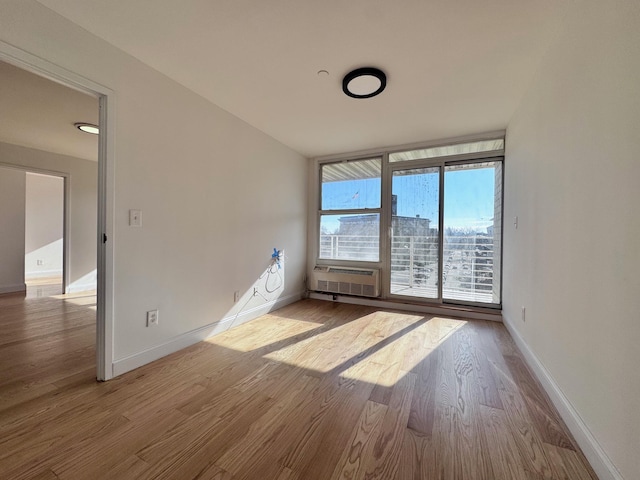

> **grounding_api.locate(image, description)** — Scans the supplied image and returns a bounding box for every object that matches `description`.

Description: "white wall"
[0,1,307,367]
[0,142,97,293]
[25,172,64,280]
[504,0,640,478]
[0,166,26,294]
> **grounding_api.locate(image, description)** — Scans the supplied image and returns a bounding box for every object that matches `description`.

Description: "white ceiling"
[0,60,99,161]
[35,0,568,158]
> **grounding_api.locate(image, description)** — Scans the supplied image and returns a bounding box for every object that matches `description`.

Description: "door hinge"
[103,233,107,243]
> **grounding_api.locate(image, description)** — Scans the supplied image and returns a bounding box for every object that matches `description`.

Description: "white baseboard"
[66,282,97,294]
[503,317,622,480]
[112,291,303,378]
[25,269,63,279]
[0,283,26,294]
[308,292,503,322]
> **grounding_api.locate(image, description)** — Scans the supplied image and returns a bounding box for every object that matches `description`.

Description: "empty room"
[0,1,638,479]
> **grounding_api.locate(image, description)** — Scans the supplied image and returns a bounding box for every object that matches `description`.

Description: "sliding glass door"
[389,167,440,299]
[442,161,502,304]
[387,159,502,306]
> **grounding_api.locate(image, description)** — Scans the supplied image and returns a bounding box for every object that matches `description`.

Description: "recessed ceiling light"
[75,123,99,135]
[342,67,386,99]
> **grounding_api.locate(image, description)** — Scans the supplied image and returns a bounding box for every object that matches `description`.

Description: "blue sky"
[321,166,496,233]
[444,167,496,230]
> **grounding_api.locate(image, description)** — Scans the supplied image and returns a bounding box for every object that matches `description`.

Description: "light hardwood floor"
[0,293,597,480]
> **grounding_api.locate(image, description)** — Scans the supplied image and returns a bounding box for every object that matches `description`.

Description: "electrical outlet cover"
[147,309,159,326]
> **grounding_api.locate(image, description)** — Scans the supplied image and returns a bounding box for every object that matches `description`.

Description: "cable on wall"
[228,248,284,328]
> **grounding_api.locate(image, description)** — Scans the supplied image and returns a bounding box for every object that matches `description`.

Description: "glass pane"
[319,214,379,261]
[390,167,440,299]
[390,138,504,163]
[443,161,502,304]
[321,158,381,210]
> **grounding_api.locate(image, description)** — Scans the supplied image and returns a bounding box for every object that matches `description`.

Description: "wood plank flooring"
[0,294,597,479]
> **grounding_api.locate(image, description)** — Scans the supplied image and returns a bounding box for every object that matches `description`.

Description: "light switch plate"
[129,209,142,227]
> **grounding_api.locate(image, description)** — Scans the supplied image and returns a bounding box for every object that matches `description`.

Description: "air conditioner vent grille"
[309,266,380,298]
[327,267,374,276]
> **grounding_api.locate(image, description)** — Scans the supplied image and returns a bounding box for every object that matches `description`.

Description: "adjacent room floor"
[0,279,96,412]
[0,296,597,479]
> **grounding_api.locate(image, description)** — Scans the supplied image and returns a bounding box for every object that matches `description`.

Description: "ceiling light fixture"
[75,122,99,135]
[342,67,386,99]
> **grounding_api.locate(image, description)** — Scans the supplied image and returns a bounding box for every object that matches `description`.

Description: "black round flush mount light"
[74,122,99,135]
[342,67,386,99]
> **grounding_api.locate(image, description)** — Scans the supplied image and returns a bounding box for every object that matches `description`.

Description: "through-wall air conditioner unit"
[310,266,380,298]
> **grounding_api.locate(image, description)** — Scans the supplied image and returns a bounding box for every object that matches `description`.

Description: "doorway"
[0,41,114,380]
[24,172,65,297]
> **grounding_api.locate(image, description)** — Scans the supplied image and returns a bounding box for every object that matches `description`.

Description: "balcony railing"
[320,235,380,262]
[320,234,497,303]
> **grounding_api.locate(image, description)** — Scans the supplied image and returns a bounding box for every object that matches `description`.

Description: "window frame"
[312,132,505,308]
[317,156,383,265]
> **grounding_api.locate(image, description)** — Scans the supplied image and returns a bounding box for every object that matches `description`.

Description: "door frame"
[0,41,116,381]
[384,155,504,308]
[0,165,69,293]
[384,159,445,303]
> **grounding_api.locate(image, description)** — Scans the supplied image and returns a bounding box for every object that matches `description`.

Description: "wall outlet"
[147,309,159,327]
[521,306,526,322]
[234,291,240,303]
[36,259,44,266]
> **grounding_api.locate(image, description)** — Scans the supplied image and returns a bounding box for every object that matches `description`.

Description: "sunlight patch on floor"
[204,307,468,389]
[60,296,97,307]
[339,316,467,386]
[262,312,389,370]
[205,316,323,352]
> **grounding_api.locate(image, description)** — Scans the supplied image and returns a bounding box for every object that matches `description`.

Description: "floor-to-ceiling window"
[315,135,504,308]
